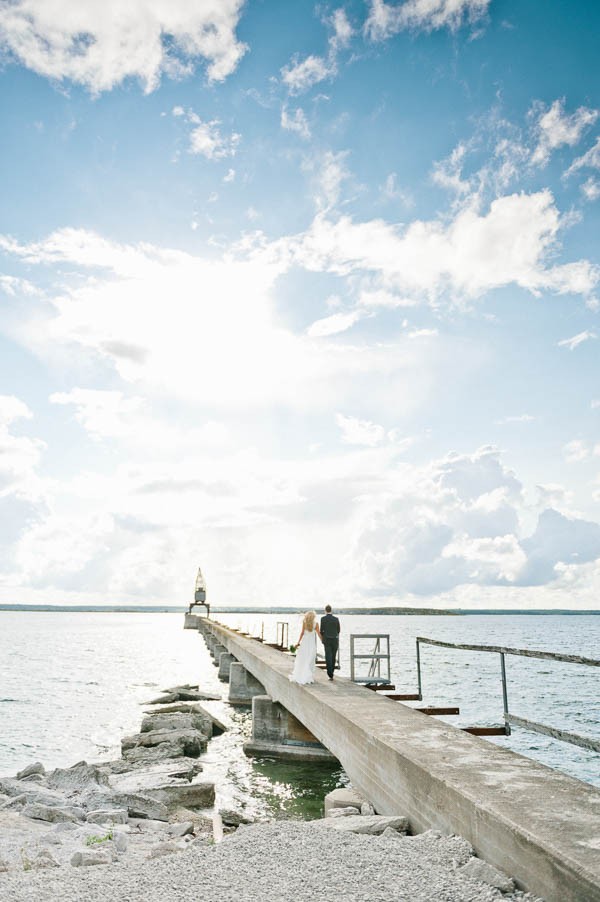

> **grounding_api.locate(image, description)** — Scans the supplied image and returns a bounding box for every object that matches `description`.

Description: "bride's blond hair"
[303,610,316,631]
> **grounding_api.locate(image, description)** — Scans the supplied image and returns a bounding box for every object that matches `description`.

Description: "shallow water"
[0,611,597,819]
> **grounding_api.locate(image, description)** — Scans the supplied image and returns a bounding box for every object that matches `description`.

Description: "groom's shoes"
[328,675,334,680]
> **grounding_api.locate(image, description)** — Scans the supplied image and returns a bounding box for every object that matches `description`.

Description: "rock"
[86,808,128,825]
[144,688,220,705]
[147,841,184,859]
[22,803,85,823]
[16,762,45,780]
[32,850,60,869]
[107,792,168,821]
[0,779,66,806]
[147,781,215,811]
[121,728,207,760]
[460,858,516,893]
[128,817,168,832]
[0,794,27,811]
[46,761,109,795]
[108,758,202,792]
[0,857,9,873]
[327,806,360,818]
[361,802,375,816]
[218,808,253,827]
[140,712,213,739]
[112,831,129,853]
[167,821,194,837]
[312,815,409,835]
[380,826,403,838]
[53,822,78,833]
[71,850,111,867]
[323,787,365,816]
[20,774,45,783]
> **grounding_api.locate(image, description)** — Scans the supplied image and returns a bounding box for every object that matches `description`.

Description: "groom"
[320,605,340,681]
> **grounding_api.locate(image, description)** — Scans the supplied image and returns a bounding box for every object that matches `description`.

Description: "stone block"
[312,814,409,835]
[71,850,111,867]
[228,663,266,706]
[16,762,45,780]
[460,858,516,893]
[218,652,236,682]
[324,787,366,816]
[86,808,128,825]
[22,803,85,824]
[327,806,360,818]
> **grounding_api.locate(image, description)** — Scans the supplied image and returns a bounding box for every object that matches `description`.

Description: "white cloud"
[304,150,351,211]
[281,54,333,95]
[287,190,599,304]
[592,400,600,410]
[223,168,236,183]
[364,0,490,40]
[0,0,247,93]
[431,143,471,195]
[336,413,385,446]
[557,330,596,351]
[307,310,365,337]
[173,109,240,160]
[50,389,145,441]
[281,106,311,140]
[566,137,600,177]
[330,9,353,49]
[530,99,598,167]
[563,440,591,463]
[581,177,600,202]
[0,395,44,497]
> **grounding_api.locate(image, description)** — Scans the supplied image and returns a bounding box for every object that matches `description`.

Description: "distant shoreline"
[1,604,599,615]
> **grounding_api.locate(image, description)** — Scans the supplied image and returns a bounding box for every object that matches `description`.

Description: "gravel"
[0,820,542,902]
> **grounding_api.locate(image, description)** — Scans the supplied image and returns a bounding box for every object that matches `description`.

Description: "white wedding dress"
[290,628,317,684]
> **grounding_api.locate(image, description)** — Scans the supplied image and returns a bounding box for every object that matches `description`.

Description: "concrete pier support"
[184,613,201,630]
[244,695,338,762]
[228,663,266,706]
[218,651,236,682]
[211,642,227,664]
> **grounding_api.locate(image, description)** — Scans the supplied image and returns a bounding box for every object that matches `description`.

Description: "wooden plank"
[417,707,460,716]
[463,726,508,736]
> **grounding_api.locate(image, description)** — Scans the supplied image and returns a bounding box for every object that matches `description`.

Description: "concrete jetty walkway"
[198,618,600,902]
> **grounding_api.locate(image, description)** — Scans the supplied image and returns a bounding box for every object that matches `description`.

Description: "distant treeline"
[1,604,599,615]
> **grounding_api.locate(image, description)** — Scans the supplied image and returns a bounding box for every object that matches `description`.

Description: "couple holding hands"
[290,605,340,684]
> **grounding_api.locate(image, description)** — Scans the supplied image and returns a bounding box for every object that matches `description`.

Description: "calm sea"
[1,612,598,818]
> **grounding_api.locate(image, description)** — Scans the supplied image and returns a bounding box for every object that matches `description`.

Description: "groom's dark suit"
[320,612,340,679]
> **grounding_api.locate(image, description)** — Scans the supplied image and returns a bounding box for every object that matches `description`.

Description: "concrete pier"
[211,642,227,665]
[228,662,266,706]
[244,695,338,762]
[218,651,236,682]
[197,618,600,902]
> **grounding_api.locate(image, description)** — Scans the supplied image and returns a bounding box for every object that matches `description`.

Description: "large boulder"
[0,780,67,808]
[71,850,111,867]
[146,781,215,811]
[22,803,86,823]
[16,762,45,780]
[121,728,207,760]
[46,761,109,796]
[144,688,220,705]
[143,703,228,736]
[108,759,202,796]
[86,808,128,825]
[140,712,213,738]
[311,815,409,835]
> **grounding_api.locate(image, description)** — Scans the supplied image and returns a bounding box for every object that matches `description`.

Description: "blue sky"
[1,0,600,608]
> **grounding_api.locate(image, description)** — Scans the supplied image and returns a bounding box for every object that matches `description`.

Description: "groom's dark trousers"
[320,613,340,679]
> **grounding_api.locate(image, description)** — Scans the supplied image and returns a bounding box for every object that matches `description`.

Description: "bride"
[289,611,321,684]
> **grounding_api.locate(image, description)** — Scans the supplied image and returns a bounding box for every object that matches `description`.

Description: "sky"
[0,0,599,610]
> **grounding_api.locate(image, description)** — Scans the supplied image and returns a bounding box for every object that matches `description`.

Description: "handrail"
[416,636,599,754]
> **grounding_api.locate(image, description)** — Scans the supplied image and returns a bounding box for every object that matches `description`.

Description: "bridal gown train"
[290,628,317,684]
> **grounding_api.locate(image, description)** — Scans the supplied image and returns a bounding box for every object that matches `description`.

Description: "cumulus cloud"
[0,0,247,93]
[0,395,44,497]
[281,106,311,140]
[530,99,598,167]
[281,54,333,95]
[173,107,240,159]
[286,190,599,304]
[364,0,490,40]
[336,413,385,446]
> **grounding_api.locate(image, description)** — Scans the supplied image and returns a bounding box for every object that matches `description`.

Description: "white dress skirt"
[290,628,317,684]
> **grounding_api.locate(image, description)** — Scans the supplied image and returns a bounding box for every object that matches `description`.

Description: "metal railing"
[416,636,600,754]
[350,634,391,684]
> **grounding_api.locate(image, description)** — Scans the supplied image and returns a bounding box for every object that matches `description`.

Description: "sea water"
[0,612,598,820]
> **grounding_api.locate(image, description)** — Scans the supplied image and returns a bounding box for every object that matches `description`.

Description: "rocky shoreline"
[0,682,543,901]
